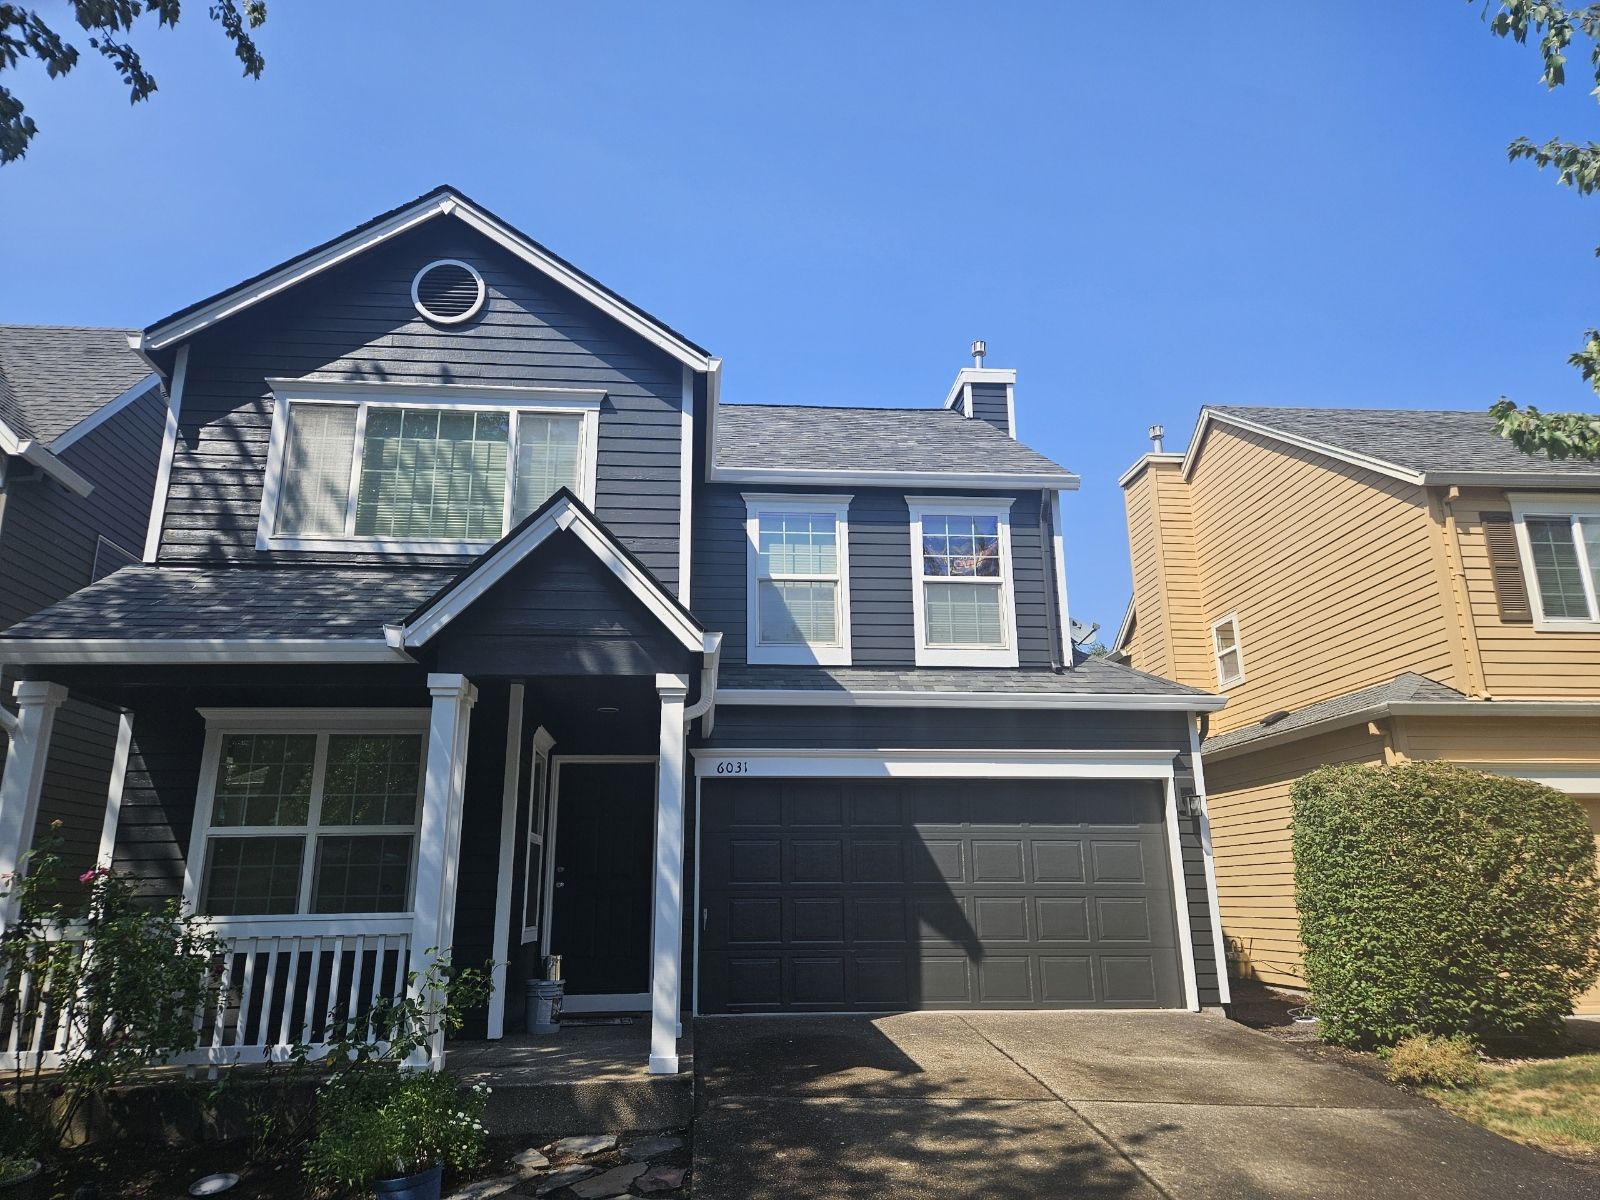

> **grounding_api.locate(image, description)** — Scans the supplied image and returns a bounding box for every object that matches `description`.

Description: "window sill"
[913,645,1020,668]
[748,643,853,667]
[1531,617,1600,634]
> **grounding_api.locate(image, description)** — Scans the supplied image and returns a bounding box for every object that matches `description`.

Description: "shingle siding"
[154,222,688,591]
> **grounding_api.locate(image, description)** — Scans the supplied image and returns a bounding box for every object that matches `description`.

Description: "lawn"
[1424,1054,1600,1158]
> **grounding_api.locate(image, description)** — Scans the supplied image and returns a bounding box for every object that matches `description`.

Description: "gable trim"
[400,489,710,654]
[1181,409,1425,486]
[0,420,94,497]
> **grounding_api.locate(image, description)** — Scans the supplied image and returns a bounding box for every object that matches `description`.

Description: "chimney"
[1148,424,1165,453]
[941,340,1018,439]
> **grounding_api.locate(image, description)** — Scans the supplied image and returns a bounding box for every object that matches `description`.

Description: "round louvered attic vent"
[411,259,486,324]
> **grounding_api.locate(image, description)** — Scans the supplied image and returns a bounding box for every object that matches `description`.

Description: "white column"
[649,673,689,1075]
[0,681,69,928]
[487,684,524,1041]
[410,673,477,1068]
[97,711,135,869]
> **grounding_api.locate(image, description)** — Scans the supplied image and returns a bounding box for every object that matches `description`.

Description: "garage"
[697,777,1186,1013]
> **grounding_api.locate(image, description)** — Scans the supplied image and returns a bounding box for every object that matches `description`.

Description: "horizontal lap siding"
[1121,468,1173,678]
[968,383,1011,435]
[702,706,1190,752]
[111,701,207,902]
[156,222,685,589]
[695,485,1056,667]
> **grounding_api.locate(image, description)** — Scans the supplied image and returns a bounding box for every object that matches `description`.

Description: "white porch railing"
[0,914,414,1072]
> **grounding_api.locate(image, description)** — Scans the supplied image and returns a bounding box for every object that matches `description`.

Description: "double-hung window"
[1511,495,1600,630]
[260,382,600,553]
[188,713,428,918]
[744,494,852,666]
[1211,613,1245,686]
[907,498,1018,667]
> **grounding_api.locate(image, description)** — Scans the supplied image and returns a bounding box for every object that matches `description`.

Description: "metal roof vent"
[412,259,485,324]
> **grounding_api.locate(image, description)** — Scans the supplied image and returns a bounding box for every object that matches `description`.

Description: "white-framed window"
[907,497,1018,667]
[743,493,853,666]
[521,728,554,944]
[1211,612,1245,687]
[257,382,602,554]
[1510,494,1600,631]
[184,710,429,917]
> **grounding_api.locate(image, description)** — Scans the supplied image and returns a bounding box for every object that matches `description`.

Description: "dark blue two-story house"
[0,188,1227,1074]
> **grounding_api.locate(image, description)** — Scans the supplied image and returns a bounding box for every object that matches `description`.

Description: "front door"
[549,760,656,1007]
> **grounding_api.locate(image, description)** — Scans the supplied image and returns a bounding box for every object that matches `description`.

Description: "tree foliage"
[0,0,267,165]
[1479,2,1600,458]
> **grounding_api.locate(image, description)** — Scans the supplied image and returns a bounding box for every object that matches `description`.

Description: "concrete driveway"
[692,1011,1596,1200]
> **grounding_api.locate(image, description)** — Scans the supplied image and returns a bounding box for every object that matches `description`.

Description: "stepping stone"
[635,1164,686,1193]
[568,1163,647,1198]
[511,1149,551,1175]
[534,1165,597,1195]
[446,1175,523,1200]
[623,1135,684,1162]
[548,1134,617,1157]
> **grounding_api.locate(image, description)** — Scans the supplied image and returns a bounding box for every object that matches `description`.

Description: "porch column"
[0,681,68,928]
[649,673,689,1075]
[410,672,477,1069]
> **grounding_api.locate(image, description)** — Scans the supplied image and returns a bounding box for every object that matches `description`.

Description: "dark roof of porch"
[717,657,1215,698]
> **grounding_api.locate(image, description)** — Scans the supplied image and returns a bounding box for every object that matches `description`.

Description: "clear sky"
[3,2,1597,633]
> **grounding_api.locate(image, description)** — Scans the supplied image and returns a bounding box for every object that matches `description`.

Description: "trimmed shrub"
[1292,761,1600,1047]
[1384,1034,1483,1089]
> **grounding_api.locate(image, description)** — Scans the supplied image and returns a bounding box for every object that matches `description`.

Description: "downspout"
[684,632,722,734]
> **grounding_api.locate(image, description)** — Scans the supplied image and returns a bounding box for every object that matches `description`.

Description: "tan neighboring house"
[1114,406,1600,1014]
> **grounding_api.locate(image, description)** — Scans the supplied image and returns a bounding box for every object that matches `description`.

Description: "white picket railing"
[0,914,414,1072]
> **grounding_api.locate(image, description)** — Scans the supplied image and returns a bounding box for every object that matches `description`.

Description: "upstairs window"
[1511,496,1600,630]
[907,498,1018,667]
[744,494,852,666]
[1211,613,1245,687]
[260,386,599,552]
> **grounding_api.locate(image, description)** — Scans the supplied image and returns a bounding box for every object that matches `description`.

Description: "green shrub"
[1385,1033,1484,1089]
[302,1070,488,1192]
[1292,761,1600,1047]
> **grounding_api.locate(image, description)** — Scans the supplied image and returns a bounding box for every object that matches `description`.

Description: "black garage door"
[698,778,1185,1013]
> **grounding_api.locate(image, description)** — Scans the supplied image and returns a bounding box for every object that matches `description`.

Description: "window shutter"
[1481,511,1533,623]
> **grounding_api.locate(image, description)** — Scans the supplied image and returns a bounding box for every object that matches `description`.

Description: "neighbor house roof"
[713,404,1077,486]
[0,324,157,445]
[1204,672,1470,758]
[1191,405,1600,487]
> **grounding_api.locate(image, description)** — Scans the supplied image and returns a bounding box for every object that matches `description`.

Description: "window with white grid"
[1511,495,1600,630]
[908,498,1018,667]
[744,494,852,666]
[1211,613,1245,687]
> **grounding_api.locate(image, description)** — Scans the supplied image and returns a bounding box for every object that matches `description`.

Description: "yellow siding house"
[1115,407,1600,1013]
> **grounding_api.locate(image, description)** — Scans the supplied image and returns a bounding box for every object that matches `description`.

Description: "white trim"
[0,682,68,927]
[520,728,555,946]
[488,683,524,1040]
[651,676,689,1074]
[1004,382,1017,440]
[691,747,1179,780]
[141,192,716,371]
[1112,597,1137,654]
[411,258,486,325]
[1507,493,1600,631]
[1116,452,1184,489]
[679,365,694,606]
[96,711,135,870]
[907,496,1019,668]
[708,464,1080,491]
[49,372,162,453]
[256,380,602,554]
[1187,716,1232,1006]
[942,367,1015,411]
[1180,409,1424,486]
[1210,612,1245,688]
[1459,763,1600,794]
[142,345,187,561]
[0,639,409,665]
[1049,490,1073,665]
[1162,775,1201,1011]
[0,419,95,497]
[713,688,1228,712]
[196,707,429,729]
[743,493,853,667]
[400,494,710,654]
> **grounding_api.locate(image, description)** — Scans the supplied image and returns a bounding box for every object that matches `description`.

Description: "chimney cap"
[1148,424,1166,453]
[970,339,987,366]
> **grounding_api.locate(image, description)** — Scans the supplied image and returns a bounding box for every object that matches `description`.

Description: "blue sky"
[3,2,1598,632]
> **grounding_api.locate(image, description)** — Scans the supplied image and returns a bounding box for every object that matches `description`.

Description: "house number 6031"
[713,760,750,775]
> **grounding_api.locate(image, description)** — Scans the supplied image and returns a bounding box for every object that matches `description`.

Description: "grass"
[1423,1053,1600,1158]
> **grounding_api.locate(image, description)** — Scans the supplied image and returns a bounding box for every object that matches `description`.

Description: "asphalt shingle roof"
[719,656,1215,699]
[0,325,157,444]
[1212,405,1600,482]
[1204,672,1468,755]
[715,404,1075,478]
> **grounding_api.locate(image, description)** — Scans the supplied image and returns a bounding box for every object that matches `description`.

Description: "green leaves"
[1490,395,1600,458]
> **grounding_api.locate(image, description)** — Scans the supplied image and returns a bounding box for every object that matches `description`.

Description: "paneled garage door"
[697,778,1185,1013]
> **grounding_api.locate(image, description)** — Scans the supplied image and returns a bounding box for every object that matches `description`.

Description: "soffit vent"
[412,259,486,324]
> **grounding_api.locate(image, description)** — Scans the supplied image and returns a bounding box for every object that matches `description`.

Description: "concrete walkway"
[692,1011,1596,1200]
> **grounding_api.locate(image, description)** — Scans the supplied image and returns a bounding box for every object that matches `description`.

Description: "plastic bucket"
[527,978,564,1033]
[373,1164,443,1200]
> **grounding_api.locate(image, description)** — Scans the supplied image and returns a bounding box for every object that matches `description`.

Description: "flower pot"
[0,1160,43,1200]
[373,1164,443,1200]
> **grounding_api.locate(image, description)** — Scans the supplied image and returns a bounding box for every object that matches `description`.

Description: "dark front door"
[699,778,1184,1013]
[549,760,655,999]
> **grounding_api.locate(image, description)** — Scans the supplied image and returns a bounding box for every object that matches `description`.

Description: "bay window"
[259,382,600,552]
[1511,495,1600,630]
[908,497,1018,667]
[743,494,853,666]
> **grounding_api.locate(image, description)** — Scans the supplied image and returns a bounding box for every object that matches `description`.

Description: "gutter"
[683,632,723,735]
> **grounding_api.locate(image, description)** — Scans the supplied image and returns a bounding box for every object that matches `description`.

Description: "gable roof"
[139,185,715,371]
[1204,671,1470,758]
[712,403,1077,488]
[0,324,157,445]
[1187,405,1600,487]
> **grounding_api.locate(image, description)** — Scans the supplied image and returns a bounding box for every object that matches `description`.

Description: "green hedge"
[1291,761,1600,1047]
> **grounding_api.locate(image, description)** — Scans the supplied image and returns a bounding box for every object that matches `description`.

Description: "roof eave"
[715,688,1225,711]
[1421,470,1600,490]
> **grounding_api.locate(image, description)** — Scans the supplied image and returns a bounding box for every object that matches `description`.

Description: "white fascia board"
[713,688,1228,712]
[1181,410,1424,486]
[709,465,1080,491]
[8,441,94,497]
[942,368,1017,411]
[1116,452,1184,488]
[0,639,408,665]
[1112,596,1137,653]
[264,377,606,406]
[1423,470,1600,490]
[691,746,1177,780]
[48,372,163,454]
[142,194,715,373]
